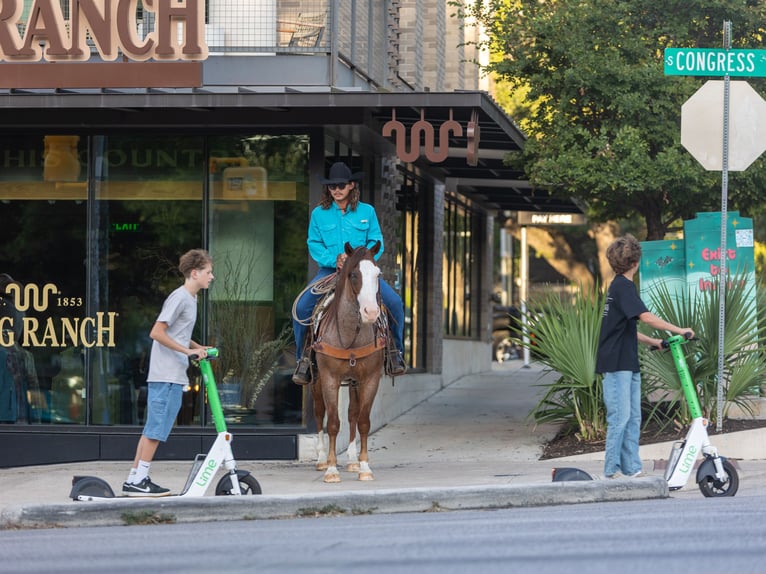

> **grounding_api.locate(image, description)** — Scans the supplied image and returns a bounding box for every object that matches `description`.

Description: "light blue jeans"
[602,370,643,477]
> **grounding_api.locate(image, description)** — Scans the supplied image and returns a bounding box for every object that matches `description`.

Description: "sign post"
[663,21,766,429]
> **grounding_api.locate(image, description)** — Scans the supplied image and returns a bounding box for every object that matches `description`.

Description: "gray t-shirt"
[146,285,197,385]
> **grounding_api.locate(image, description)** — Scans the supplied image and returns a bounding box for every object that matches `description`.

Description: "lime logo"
[194,459,218,487]
[680,444,698,474]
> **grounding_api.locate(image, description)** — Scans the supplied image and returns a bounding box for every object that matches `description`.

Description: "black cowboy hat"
[320,162,364,185]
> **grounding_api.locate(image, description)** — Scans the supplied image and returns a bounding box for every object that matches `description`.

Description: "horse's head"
[340,241,381,324]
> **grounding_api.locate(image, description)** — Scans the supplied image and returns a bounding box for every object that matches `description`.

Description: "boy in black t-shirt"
[596,235,693,479]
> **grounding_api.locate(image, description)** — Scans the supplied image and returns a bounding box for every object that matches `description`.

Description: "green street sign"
[664,48,766,77]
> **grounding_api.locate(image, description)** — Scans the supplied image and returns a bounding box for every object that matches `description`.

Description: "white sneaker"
[605,472,624,479]
[628,471,645,478]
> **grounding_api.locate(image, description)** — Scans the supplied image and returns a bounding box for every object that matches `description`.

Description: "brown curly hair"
[179,249,213,279]
[606,234,642,275]
[319,182,360,211]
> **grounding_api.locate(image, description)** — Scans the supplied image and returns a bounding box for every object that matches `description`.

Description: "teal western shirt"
[307,202,384,269]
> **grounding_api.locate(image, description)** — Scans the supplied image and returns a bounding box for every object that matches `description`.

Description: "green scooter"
[70,348,261,500]
[661,333,738,497]
[552,333,739,497]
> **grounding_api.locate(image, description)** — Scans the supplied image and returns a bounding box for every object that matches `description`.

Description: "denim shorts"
[142,382,184,442]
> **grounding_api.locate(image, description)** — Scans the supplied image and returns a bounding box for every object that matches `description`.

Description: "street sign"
[664,48,766,77]
[517,212,586,225]
[681,80,766,171]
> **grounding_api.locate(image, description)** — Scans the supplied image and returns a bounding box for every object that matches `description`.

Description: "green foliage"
[463,0,766,239]
[515,288,607,441]
[641,278,766,427]
[242,323,293,409]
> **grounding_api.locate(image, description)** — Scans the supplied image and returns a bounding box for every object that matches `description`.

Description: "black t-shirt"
[596,274,648,374]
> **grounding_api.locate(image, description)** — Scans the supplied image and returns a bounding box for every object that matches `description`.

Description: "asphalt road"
[4,495,766,574]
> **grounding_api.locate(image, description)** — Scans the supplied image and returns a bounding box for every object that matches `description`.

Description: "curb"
[0,477,668,529]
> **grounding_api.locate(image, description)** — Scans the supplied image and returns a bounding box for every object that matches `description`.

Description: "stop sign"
[681,80,766,171]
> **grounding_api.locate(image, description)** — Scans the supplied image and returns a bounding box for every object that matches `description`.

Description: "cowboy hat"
[319,162,364,184]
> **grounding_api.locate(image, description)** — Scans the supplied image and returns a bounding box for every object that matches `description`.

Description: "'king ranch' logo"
[1,282,117,348]
[0,0,208,62]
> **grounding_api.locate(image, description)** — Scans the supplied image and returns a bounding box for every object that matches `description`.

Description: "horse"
[309,241,386,483]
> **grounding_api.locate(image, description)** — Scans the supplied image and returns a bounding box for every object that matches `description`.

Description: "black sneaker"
[292,357,312,385]
[122,477,171,497]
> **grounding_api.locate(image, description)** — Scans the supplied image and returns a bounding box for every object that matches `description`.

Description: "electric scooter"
[660,333,738,497]
[552,333,739,497]
[70,348,261,501]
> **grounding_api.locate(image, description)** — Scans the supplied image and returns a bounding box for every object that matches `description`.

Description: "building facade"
[0,0,578,466]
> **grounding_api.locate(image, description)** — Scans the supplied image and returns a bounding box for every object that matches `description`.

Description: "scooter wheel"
[215,470,262,495]
[698,459,739,497]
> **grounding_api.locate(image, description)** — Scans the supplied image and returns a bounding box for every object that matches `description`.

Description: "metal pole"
[716,21,732,432]
[520,226,530,367]
[500,225,511,306]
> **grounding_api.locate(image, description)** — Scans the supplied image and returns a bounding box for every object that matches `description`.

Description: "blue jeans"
[292,267,405,358]
[602,371,643,477]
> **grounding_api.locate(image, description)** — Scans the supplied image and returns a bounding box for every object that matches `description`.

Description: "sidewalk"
[2,360,762,528]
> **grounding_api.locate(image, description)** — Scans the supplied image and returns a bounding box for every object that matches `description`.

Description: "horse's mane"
[327,246,370,317]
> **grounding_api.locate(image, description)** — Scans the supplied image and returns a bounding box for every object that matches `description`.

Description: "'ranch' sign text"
[0,0,207,62]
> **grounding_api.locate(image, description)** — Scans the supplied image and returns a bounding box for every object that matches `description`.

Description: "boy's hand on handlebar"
[648,337,664,351]
[681,329,695,340]
[188,347,209,360]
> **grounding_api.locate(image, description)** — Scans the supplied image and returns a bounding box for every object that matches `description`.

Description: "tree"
[463,0,766,240]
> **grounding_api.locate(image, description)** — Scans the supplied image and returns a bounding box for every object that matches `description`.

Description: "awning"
[0,87,581,214]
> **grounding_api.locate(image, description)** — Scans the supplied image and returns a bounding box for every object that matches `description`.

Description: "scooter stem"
[197,348,227,433]
[666,335,702,419]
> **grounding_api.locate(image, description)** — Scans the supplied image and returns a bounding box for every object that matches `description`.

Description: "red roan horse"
[310,242,386,482]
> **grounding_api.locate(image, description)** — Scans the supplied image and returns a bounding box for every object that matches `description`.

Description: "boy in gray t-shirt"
[123,249,214,497]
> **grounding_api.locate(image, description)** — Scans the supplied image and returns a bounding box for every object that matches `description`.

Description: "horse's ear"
[344,242,354,256]
[370,240,381,256]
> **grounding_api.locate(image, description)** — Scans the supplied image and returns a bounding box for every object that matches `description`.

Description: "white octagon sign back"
[681,80,766,171]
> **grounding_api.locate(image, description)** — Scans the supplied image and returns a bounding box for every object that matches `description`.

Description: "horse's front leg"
[346,385,360,472]
[356,376,381,481]
[321,378,342,483]
[310,380,328,471]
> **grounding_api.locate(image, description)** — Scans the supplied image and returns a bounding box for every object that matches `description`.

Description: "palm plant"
[641,277,766,429]
[515,287,607,442]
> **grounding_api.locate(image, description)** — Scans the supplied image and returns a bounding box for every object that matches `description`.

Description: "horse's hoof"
[324,471,341,483]
[316,461,329,471]
[358,472,375,481]
[346,462,360,472]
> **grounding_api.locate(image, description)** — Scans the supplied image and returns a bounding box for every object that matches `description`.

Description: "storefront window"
[396,171,428,369]
[0,132,309,429]
[207,134,308,426]
[0,134,89,424]
[443,193,481,338]
[90,134,205,426]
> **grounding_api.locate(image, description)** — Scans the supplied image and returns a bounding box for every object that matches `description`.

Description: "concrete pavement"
[1,360,763,529]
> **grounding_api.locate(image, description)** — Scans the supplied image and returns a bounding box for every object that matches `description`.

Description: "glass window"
[208,134,308,426]
[0,131,311,430]
[443,193,481,338]
[0,133,88,424]
[89,134,205,426]
[395,171,428,369]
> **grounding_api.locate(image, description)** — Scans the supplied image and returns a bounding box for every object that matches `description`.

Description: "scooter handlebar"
[190,347,219,361]
[655,332,696,351]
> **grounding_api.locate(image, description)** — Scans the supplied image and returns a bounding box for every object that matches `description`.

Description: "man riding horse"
[291,161,407,385]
